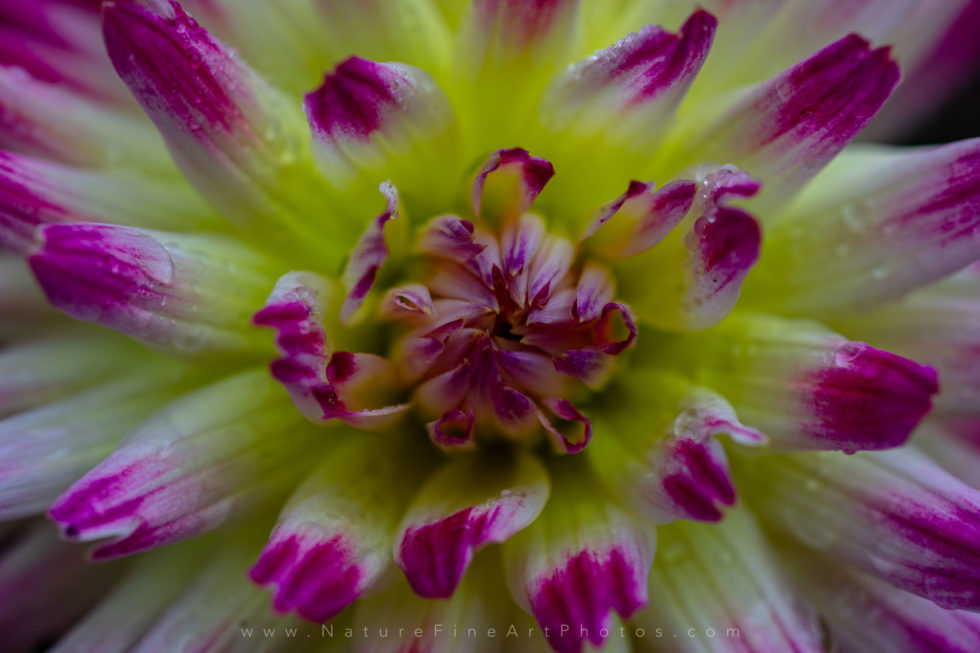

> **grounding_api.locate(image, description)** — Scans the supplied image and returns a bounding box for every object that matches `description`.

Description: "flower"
[1,0,980,651]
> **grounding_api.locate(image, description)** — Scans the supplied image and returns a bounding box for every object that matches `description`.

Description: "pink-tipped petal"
[538,397,593,454]
[654,315,939,451]
[544,10,717,145]
[48,371,314,560]
[395,453,549,599]
[745,138,980,316]
[504,463,656,653]
[251,438,430,624]
[340,182,399,323]
[29,223,276,355]
[684,33,900,206]
[304,56,460,195]
[102,0,340,256]
[472,148,555,224]
[584,179,697,258]
[747,448,980,610]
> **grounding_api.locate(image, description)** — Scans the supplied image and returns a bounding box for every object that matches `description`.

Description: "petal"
[636,506,824,653]
[0,330,150,417]
[102,0,347,260]
[472,148,555,226]
[48,370,317,560]
[0,0,126,103]
[255,272,410,430]
[538,397,593,455]
[305,57,462,207]
[652,314,939,451]
[454,0,583,150]
[615,196,761,331]
[572,262,615,323]
[582,179,696,259]
[0,522,122,652]
[675,34,899,207]
[0,65,171,170]
[0,150,220,254]
[743,139,980,316]
[542,10,716,146]
[828,265,980,415]
[251,435,432,622]
[415,214,485,264]
[503,460,655,653]
[0,361,191,520]
[781,546,980,653]
[350,551,507,653]
[341,182,399,323]
[51,543,206,653]
[589,371,764,523]
[394,451,549,598]
[28,223,278,356]
[427,407,477,451]
[314,0,452,71]
[741,448,980,610]
[131,533,290,653]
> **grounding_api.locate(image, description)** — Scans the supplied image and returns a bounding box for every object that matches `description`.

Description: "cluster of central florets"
[385,151,637,453]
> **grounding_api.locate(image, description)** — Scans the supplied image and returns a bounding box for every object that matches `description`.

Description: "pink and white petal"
[50,542,206,653]
[866,0,980,138]
[454,0,584,150]
[652,314,939,451]
[583,179,696,259]
[427,407,477,451]
[395,451,549,599]
[0,150,220,253]
[543,10,716,147]
[781,546,980,653]
[415,214,485,264]
[589,372,764,524]
[0,361,192,520]
[252,435,432,622]
[350,551,508,653]
[102,0,346,260]
[29,223,279,356]
[636,506,824,653]
[675,34,899,207]
[0,522,122,653]
[0,65,172,171]
[571,262,615,323]
[828,265,980,415]
[538,397,593,455]
[341,182,400,323]
[742,448,980,610]
[305,57,462,206]
[130,533,291,653]
[744,139,980,317]
[472,148,555,226]
[378,283,436,322]
[0,330,151,417]
[616,203,761,331]
[48,370,318,560]
[0,0,129,103]
[503,461,655,653]
[314,0,452,72]
[253,270,339,421]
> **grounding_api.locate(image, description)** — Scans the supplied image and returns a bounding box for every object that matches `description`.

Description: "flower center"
[383,196,637,453]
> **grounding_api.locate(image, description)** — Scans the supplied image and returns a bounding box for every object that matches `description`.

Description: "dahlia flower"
[2,0,980,651]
